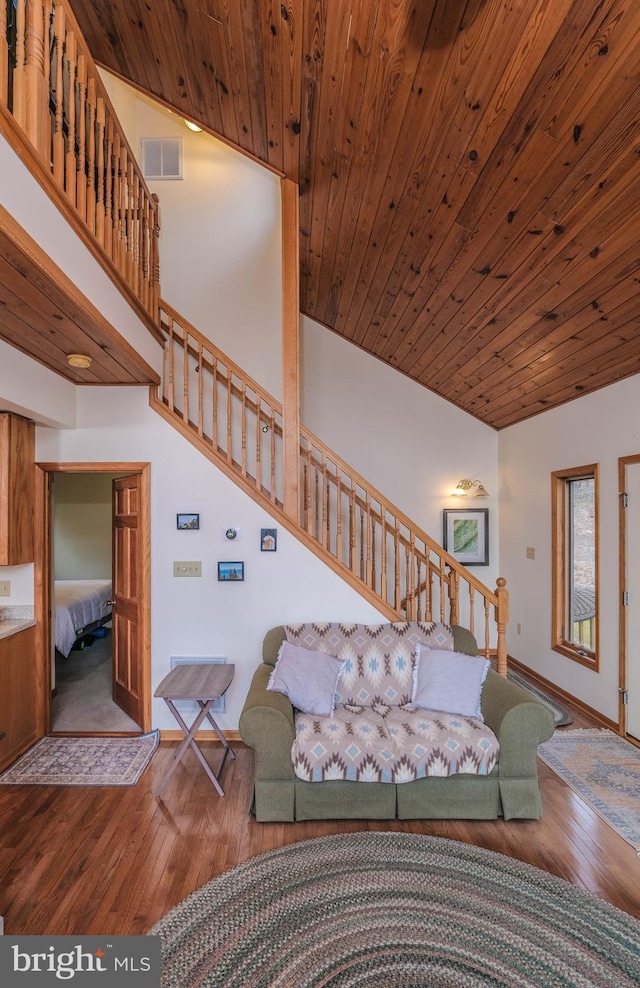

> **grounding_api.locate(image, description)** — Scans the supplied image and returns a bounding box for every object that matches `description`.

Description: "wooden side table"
[154,663,235,797]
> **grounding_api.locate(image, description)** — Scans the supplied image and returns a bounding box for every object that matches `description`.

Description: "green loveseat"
[239,624,554,823]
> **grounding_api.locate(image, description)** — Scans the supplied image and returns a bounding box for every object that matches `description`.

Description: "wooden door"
[623,458,640,741]
[112,475,144,727]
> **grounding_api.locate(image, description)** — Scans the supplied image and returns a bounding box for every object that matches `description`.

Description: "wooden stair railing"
[152,300,509,673]
[0,0,160,323]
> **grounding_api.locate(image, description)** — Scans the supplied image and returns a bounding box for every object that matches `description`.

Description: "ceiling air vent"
[141,137,183,180]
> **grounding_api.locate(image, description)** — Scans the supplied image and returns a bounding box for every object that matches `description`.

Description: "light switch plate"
[0,580,10,596]
[173,561,202,577]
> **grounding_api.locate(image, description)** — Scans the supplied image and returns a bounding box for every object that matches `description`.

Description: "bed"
[54,579,113,657]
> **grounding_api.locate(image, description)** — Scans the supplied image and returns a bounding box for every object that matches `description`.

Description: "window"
[551,465,599,669]
[141,138,183,180]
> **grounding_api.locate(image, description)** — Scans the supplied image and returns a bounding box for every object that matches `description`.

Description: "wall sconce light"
[67,353,92,369]
[184,119,203,133]
[454,478,489,497]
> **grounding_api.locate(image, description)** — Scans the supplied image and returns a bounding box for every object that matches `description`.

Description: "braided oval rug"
[149,832,640,987]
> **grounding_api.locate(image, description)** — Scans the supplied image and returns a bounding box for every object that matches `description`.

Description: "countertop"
[0,606,36,641]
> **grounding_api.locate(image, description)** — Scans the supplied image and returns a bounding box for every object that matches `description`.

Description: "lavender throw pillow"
[409,645,490,721]
[267,641,346,716]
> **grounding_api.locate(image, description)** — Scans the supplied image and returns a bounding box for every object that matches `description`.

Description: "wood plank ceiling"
[68,0,640,429]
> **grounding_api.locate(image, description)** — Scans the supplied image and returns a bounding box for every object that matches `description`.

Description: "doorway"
[35,462,152,737]
[619,455,640,742]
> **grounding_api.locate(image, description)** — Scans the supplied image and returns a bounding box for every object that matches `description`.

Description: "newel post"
[24,0,49,156]
[495,577,509,676]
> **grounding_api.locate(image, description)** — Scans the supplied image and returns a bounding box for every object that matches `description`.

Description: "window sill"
[553,641,598,671]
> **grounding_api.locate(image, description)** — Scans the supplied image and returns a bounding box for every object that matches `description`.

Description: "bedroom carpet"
[52,632,140,733]
[538,728,640,853]
[149,831,640,987]
[0,732,159,786]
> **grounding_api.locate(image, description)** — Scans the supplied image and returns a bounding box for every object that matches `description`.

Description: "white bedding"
[54,579,113,657]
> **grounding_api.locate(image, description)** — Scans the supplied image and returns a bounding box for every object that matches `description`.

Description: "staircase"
[150,300,509,672]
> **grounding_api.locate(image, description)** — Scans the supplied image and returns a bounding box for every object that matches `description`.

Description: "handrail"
[0,0,160,322]
[155,300,509,672]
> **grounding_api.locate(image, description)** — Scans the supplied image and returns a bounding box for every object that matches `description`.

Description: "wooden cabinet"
[0,413,35,565]
[0,626,38,774]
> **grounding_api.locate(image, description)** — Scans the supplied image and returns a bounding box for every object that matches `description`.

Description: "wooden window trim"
[551,464,599,671]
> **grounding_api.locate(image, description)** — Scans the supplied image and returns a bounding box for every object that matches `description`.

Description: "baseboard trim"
[508,655,618,732]
[159,729,243,743]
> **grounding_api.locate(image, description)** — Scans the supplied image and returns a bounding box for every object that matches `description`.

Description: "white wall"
[36,387,386,731]
[499,376,640,723]
[0,135,163,378]
[100,72,283,398]
[301,316,501,587]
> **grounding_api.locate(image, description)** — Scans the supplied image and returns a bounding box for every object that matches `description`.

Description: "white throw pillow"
[409,645,490,721]
[267,641,346,717]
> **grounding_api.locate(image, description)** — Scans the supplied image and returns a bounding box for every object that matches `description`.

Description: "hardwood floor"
[1,703,639,935]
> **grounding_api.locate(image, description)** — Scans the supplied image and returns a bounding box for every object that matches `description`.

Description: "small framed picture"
[177,513,199,530]
[443,509,489,566]
[260,528,277,552]
[218,561,244,582]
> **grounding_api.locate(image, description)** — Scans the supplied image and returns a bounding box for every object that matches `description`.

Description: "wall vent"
[141,137,183,180]
[169,656,227,713]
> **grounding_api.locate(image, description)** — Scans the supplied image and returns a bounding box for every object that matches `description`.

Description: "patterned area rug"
[0,731,159,786]
[507,669,573,726]
[538,728,640,852]
[149,832,640,987]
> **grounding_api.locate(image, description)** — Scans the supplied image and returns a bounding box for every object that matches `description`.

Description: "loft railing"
[0,0,159,320]
[153,300,509,673]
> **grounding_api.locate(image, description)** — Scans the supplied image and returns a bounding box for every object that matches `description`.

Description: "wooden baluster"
[380,512,387,604]
[439,566,446,623]
[394,517,400,610]
[95,96,105,245]
[241,382,247,476]
[118,144,128,271]
[12,0,26,128]
[197,340,204,438]
[370,510,377,593]
[110,131,120,259]
[132,170,141,296]
[42,1,52,94]
[211,356,218,451]
[151,194,160,318]
[305,446,313,534]
[76,52,86,222]
[126,158,134,285]
[225,367,232,462]
[270,409,276,502]
[449,568,460,627]
[85,75,96,233]
[321,453,328,549]
[365,493,373,588]
[64,30,77,206]
[407,533,416,619]
[0,0,7,106]
[166,314,174,412]
[335,468,342,563]
[495,578,509,674]
[349,484,356,575]
[182,329,189,425]
[104,118,114,257]
[359,507,365,581]
[416,559,423,621]
[141,195,150,309]
[51,3,64,186]
[468,584,476,639]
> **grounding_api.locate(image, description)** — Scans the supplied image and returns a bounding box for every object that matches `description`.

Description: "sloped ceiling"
[68,0,640,428]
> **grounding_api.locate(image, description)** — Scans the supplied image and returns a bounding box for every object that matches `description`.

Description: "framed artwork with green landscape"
[443,508,489,566]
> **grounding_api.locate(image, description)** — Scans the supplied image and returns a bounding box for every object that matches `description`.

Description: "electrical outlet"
[0,580,10,596]
[517,622,522,635]
[173,561,202,577]
[526,547,535,560]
